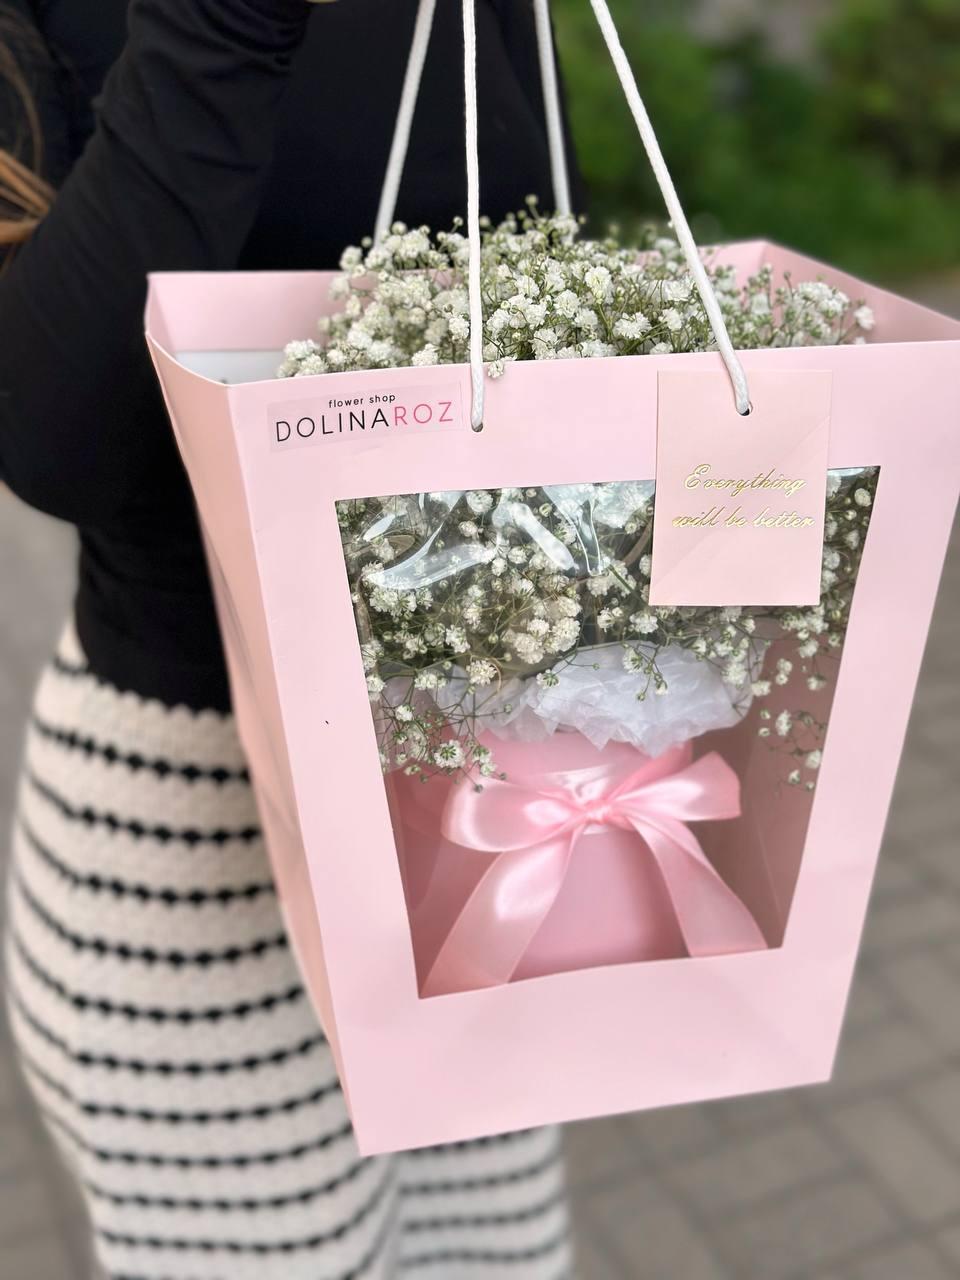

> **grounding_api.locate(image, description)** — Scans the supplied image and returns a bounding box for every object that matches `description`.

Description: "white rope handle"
[462,0,485,429]
[377,0,571,241]
[374,0,437,244]
[379,0,572,426]
[588,0,751,414]
[533,0,572,217]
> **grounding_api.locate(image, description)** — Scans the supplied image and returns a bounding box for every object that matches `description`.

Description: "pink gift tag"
[649,368,832,606]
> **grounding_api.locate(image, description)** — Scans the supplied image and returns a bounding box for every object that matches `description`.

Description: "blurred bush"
[554,0,960,280]
[821,0,960,179]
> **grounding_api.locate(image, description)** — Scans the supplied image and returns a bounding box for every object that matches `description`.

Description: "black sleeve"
[0,0,310,525]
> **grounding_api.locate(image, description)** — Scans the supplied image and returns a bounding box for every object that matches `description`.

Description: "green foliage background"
[553,0,960,280]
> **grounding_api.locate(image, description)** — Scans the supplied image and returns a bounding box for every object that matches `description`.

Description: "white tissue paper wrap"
[434,641,762,759]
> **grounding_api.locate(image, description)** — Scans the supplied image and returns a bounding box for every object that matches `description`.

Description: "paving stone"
[843,1240,959,1280]
[706,1088,806,1137]
[859,893,960,958]
[0,1116,49,1182]
[909,838,960,892]
[0,1231,80,1280]
[936,1225,960,1267]
[0,1168,65,1245]
[0,1051,24,1113]
[831,1018,943,1094]
[666,1123,845,1215]
[625,1101,721,1161]
[589,1177,730,1280]
[568,1222,630,1280]
[564,1116,642,1191]
[907,1071,960,1151]
[868,854,923,904]
[712,1178,894,1279]
[876,951,960,1051]
[942,938,960,977]
[884,797,957,856]
[832,1100,960,1224]
[840,970,894,1033]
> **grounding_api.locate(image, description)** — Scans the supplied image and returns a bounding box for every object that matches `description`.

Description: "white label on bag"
[269,382,466,451]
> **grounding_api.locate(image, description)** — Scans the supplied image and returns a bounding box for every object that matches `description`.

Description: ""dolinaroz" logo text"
[275,392,457,445]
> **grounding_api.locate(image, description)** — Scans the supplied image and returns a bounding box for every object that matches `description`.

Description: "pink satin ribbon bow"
[423,743,767,997]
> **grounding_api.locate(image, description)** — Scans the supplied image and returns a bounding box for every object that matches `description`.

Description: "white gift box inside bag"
[146,0,960,1153]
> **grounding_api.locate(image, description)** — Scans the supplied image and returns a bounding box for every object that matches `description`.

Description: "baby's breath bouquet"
[280,203,874,378]
[282,206,877,788]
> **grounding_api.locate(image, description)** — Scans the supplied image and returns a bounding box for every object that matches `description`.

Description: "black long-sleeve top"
[1,0,577,710]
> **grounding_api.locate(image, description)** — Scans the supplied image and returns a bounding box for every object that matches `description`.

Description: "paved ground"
[2,343,959,1275]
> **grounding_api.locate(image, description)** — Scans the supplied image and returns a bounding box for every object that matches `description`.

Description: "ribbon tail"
[421,833,577,997]
[636,818,767,956]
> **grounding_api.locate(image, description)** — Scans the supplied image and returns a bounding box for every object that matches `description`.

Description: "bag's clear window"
[337,470,878,996]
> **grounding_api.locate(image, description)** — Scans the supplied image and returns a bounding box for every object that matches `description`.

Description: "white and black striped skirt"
[4,623,573,1279]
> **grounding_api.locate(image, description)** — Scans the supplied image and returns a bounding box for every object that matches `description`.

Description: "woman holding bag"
[0,1,575,1275]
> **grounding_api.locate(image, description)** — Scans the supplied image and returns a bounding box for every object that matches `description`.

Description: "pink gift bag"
[146,0,960,1153]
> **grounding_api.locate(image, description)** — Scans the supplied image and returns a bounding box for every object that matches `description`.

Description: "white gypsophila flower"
[775,658,793,685]
[448,314,470,341]
[432,741,465,769]
[723,662,747,687]
[613,314,651,340]
[584,265,612,301]
[855,305,875,331]
[806,750,822,770]
[630,611,659,636]
[466,490,494,515]
[360,642,381,672]
[554,289,580,319]
[366,674,385,699]
[554,596,581,618]
[775,710,793,737]
[466,658,498,686]
[663,277,691,302]
[661,307,683,333]
[411,343,439,367]
[622,647,648,674]
[533,327,558,358]
[445,626,469,653]
[854,488,873,508]
[513,634,545,664]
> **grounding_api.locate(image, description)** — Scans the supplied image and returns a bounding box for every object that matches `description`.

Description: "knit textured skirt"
[4,623,573,1280]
